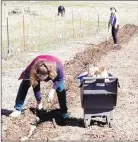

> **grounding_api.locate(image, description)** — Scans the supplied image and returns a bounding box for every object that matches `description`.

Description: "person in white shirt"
[108,7,120,47]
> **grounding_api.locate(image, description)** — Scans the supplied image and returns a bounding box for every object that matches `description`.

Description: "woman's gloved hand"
[48,89,55,103]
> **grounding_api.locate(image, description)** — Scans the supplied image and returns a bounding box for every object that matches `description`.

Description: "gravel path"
[49,26,138,141]
[97,34,138,140]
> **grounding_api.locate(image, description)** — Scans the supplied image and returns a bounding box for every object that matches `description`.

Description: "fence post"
[64,16,66,41]
[88,10,90,33]
[97,13,99,34]
[22,8,26,50]
[6,10,10,55]
[39,14,41,49]
[79,12,82,38]
[54,14,56,42]
[80,12,81,28]
[38,7,41,49]
[88,10,89,23]
[72,8,74,39]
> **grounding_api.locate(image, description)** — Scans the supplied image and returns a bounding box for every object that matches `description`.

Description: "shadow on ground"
[29,107,84,127]
[1,109,13,116]
[29,107,107,128]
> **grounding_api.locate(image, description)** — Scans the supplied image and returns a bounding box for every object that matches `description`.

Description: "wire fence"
[2,7,108,57]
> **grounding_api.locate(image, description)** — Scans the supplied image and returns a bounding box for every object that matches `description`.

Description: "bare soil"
[2,24,138,141]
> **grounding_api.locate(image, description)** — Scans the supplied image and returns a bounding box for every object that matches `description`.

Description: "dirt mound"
[65,24,138,89]
[118,24,138,44]
[2,24,138,141]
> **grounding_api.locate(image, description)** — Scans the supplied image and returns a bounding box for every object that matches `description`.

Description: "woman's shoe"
[114,44,118,48]
[62,113,70,119]
[9,109,22,117]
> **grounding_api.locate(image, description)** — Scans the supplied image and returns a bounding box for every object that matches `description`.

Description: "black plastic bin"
[80,76,119,128]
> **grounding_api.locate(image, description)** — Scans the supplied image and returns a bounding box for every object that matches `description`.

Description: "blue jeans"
[15,80,67,114]
[56,82,67,114]
[15,80,41,111]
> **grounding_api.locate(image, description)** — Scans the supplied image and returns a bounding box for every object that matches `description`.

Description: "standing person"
[108,7,120,47]
[57,6,65,17]
[10,55,69,119]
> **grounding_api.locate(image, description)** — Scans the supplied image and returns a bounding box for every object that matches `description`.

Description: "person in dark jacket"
[57,6,65,17]
[10,55,69,119]
[108,7,120,47]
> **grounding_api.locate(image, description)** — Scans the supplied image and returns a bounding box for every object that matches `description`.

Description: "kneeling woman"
[10,55,69,119]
